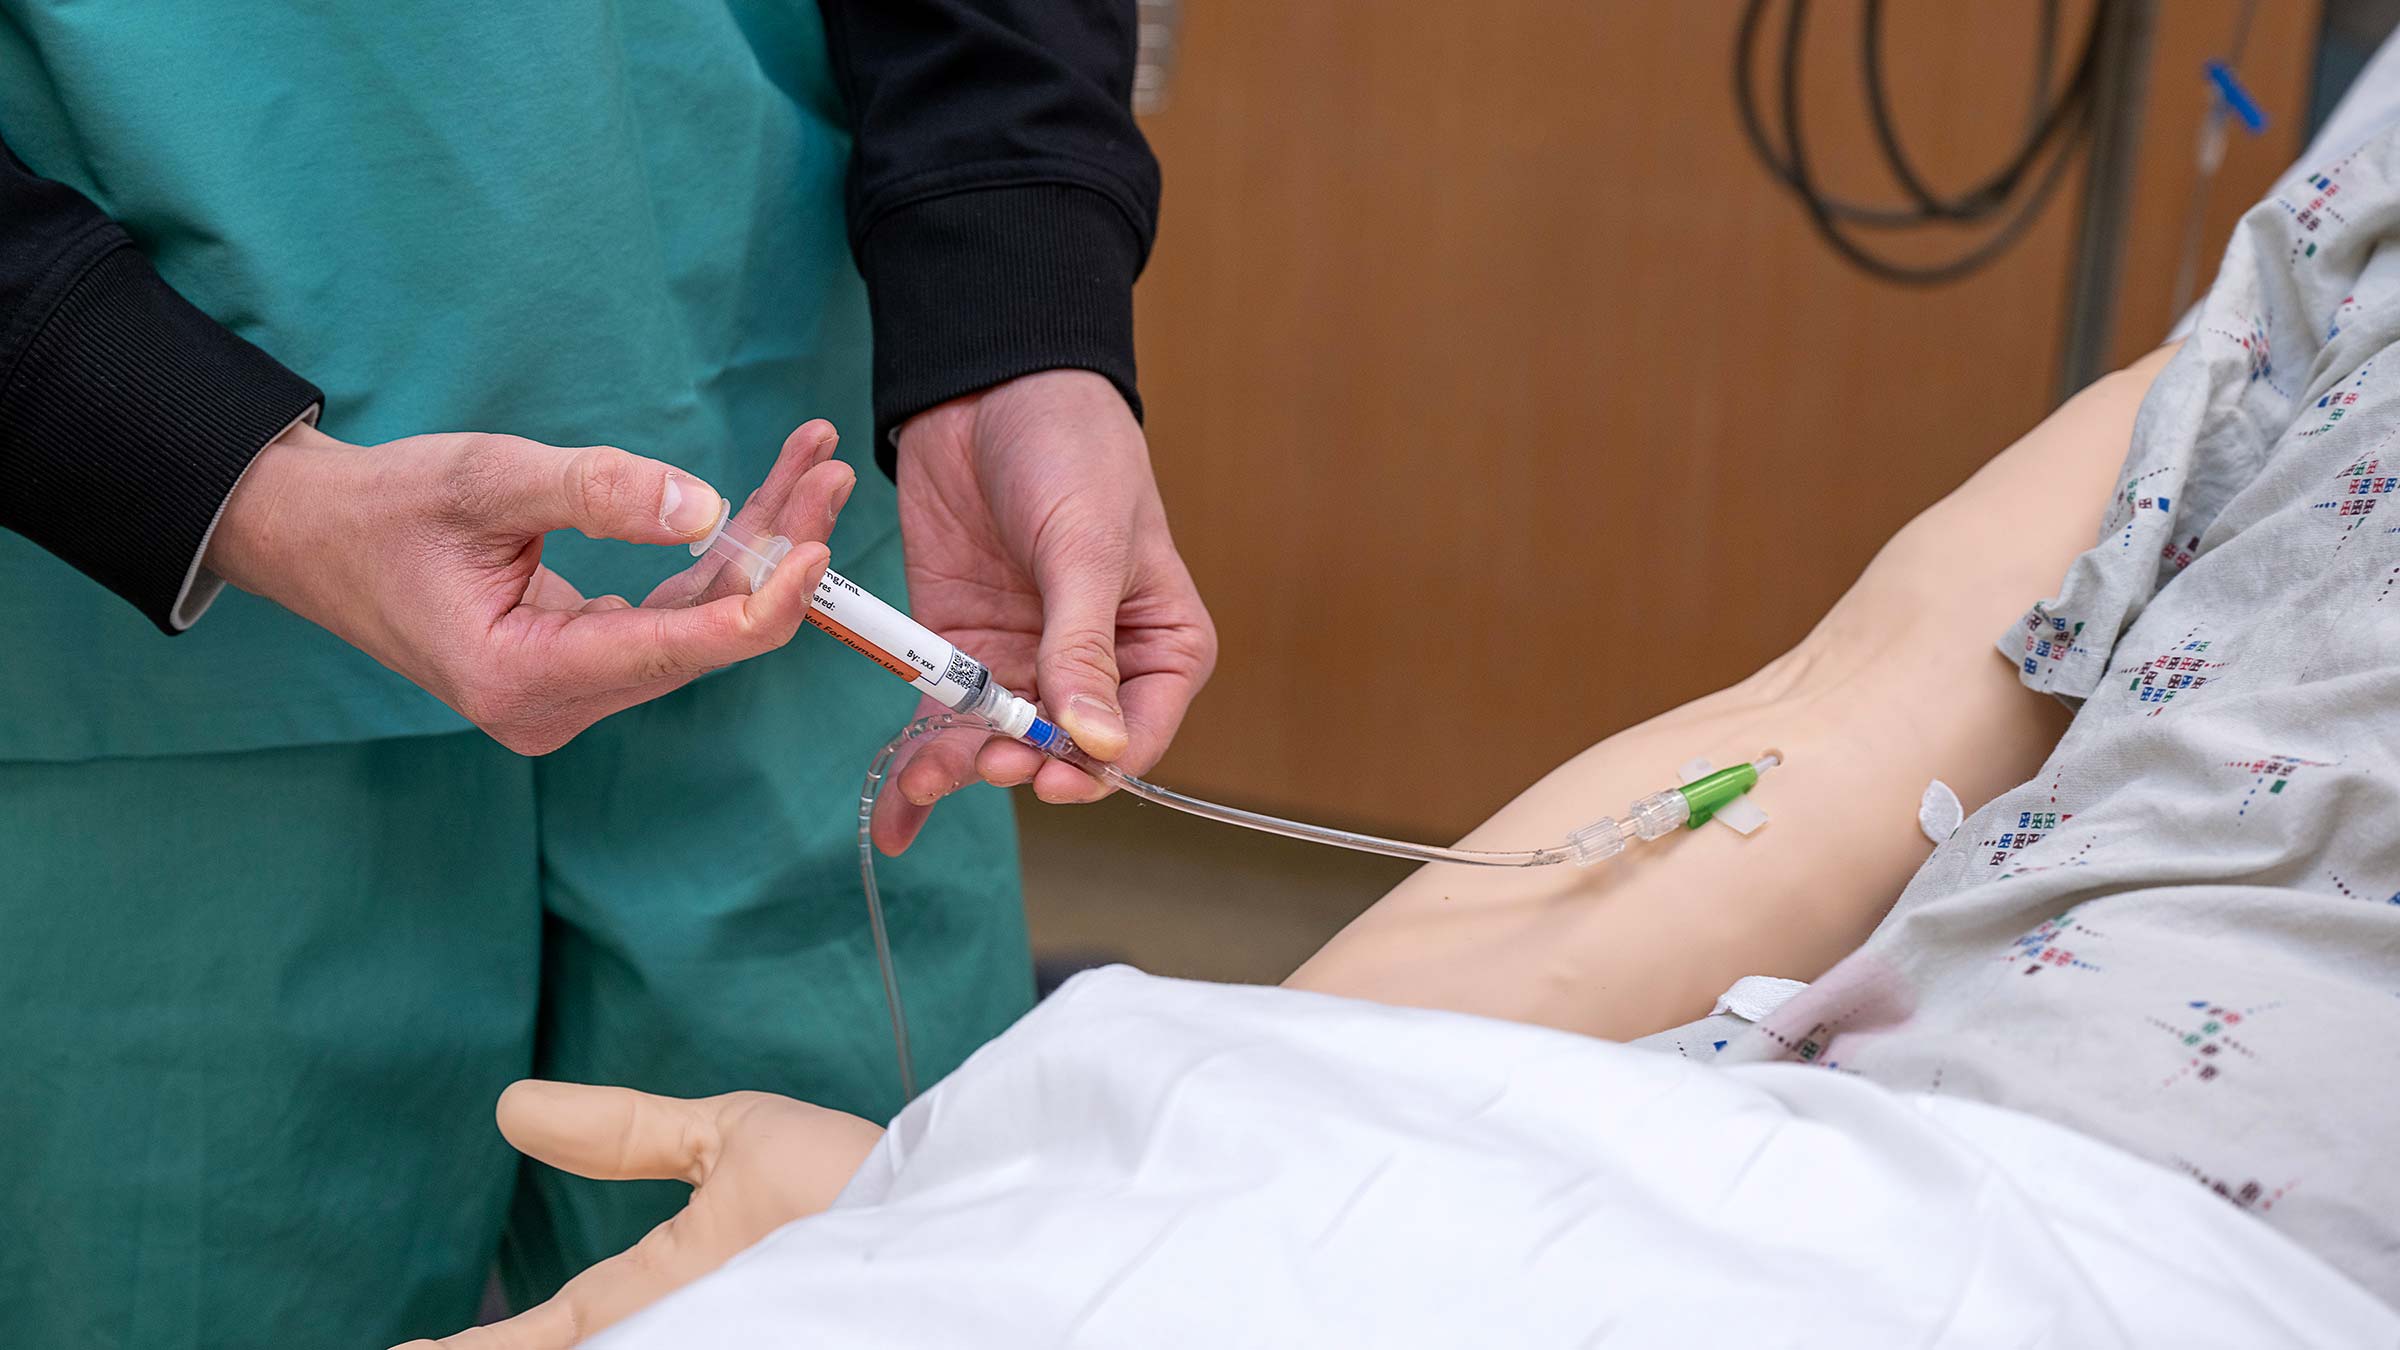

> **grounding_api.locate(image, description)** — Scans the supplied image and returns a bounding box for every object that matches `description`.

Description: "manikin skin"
[400,346,2178,1350]
[1290,342,2176,1037]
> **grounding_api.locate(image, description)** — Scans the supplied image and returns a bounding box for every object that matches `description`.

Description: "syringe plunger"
[690,503,791,590]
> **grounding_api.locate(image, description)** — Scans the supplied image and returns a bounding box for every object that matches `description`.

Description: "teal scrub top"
[0,1,894,761]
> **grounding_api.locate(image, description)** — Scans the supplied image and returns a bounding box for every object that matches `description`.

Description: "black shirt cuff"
[0,239,322,634]
[856,182,1144,476]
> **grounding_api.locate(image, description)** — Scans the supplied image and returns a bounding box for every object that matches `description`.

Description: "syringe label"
[805,610,920,683]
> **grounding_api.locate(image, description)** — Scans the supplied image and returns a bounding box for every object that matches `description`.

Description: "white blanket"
[596,968,2394,1348]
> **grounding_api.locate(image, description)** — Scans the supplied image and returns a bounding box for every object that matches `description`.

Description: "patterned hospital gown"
[1717,126,2400,1302]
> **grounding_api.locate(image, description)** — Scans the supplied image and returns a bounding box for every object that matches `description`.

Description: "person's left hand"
[877,369,1216,853]
[390,1081,884,1349]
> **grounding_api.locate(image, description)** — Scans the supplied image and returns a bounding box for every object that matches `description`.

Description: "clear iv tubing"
[855,710,1596,1101]
[857,725,1779,1102]
[691,507,1778,1100]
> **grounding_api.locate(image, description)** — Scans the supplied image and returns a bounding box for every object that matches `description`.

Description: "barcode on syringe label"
[942,651,987,693]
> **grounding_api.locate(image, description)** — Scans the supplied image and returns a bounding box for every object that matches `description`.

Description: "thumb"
[1034,542,1132,762]
[495,1079,715,1184]
[484,440,726,545]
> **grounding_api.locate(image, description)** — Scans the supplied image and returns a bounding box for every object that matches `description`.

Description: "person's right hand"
[204,419,857,754]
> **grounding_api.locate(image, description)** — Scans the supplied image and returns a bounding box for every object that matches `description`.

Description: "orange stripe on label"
[808,610,920,683]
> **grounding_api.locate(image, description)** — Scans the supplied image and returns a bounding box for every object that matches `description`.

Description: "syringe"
[695,504,1075,755]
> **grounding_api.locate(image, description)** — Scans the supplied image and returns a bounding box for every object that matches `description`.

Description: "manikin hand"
[391,1080,884,1349]
[205,420,856,754]
[877,369,1217,852]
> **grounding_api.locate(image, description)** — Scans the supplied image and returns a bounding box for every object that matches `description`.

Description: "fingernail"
[1065,694,1127,750]
[660,474,723,536]
[831,470,857,513]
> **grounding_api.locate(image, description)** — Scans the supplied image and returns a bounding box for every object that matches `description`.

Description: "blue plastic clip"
[2205,60,2267,135]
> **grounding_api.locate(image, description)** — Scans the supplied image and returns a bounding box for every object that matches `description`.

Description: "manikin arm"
[1287,344,2178,1038]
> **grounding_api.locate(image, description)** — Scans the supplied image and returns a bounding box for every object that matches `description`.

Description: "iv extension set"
[693,506,1781,1099]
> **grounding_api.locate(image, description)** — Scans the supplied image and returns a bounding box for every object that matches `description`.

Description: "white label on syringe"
[806,568,986,710]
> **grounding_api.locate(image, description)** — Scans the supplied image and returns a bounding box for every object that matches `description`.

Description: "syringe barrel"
[690,503,1078,759]
[805,566,991,708]
[794,565,1072,752]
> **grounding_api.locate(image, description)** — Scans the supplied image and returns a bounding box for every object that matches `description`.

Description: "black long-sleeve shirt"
[0,0,1160,634]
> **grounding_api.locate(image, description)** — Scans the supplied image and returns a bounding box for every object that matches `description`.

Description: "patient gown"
[1719,115,2400,1305]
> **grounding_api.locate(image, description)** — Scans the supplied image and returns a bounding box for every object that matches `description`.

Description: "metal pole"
[2057,0,2160,399]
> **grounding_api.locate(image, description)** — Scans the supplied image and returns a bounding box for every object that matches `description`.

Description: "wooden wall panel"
[1129,1,2321,836]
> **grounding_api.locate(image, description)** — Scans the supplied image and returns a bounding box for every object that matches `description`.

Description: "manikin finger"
[430,1215,721,1350]
[388,1298,576,1350]
[512,1217,730,1346]
[495,1080,717,1184]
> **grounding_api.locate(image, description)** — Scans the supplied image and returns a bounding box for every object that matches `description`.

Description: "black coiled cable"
[1733,0,2108,284]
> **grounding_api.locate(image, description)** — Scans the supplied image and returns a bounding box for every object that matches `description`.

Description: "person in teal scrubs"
[0,3,1214,1345]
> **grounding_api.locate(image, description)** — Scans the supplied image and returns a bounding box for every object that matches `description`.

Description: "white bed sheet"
[593,969,2393,1348]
